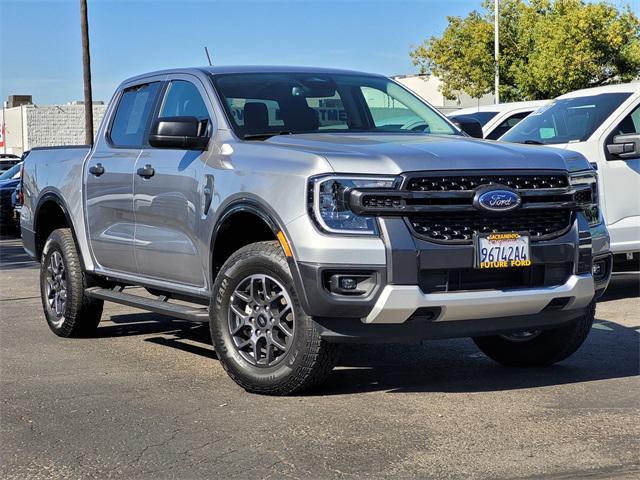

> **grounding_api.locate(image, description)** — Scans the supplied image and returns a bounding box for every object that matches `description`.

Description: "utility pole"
[80,0,94,145]
[494,0,500,104]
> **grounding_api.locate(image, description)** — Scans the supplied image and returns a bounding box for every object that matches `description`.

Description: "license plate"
[476,232,531,269]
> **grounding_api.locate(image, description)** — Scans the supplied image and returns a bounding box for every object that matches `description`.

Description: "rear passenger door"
[133,76,214,287]
[86,81,162,274]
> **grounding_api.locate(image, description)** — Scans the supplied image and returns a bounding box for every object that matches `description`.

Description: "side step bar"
[85,287,210,322]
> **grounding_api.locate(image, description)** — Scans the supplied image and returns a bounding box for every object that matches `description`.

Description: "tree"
[410,0,640,101]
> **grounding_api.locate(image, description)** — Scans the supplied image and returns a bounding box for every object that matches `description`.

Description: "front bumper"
[365,273,594,324]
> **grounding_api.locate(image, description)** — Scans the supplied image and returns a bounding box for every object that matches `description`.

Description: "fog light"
[592,262,603,277]
[591,258,609,283]
[327,273,376,296]
[339,277,358,290]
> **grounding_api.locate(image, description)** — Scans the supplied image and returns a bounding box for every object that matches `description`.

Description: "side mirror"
[449,115,484,139]
[149,116,209,150]
[606,133,640,160]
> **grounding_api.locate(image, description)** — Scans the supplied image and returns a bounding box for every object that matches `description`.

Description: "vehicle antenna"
[204,47,213,67]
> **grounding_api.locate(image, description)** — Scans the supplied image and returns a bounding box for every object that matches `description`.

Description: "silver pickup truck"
[21,66,612,395]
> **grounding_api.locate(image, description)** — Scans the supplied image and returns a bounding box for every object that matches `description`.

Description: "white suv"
[448,100,550,140]
[501,83,640,272]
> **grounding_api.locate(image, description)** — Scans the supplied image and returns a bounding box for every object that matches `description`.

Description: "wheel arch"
[33,191,81,263]
[210,200,285,277]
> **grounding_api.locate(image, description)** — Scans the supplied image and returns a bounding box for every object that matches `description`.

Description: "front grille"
[409,209,573,243]
[406,174,568,192]
[419,263,572,293]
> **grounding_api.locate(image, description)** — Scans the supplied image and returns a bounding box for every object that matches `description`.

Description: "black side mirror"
[149,116,209,150]
[449,115,484,139]
[607,133,640,160]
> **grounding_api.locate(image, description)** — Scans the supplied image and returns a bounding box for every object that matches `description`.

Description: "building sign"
[0,124,5,148]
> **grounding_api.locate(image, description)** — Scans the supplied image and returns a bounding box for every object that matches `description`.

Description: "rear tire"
[210,241,338,395]
[40,228,103,337]
[473,301,596,367]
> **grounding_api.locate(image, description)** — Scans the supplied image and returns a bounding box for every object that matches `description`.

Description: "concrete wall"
[394,74,495,113]
[1,104,107,156]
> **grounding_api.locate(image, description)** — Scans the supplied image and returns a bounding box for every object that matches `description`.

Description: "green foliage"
[410,0,640,101]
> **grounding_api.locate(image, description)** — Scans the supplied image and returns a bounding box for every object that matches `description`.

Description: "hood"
[266,133,591,174]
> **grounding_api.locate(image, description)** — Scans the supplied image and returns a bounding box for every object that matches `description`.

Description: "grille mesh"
[409,210,572,243]
[406,174,568,192]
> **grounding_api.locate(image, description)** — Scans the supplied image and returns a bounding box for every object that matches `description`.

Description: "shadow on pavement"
[599,275,640,302]
[97,311,217,360]
[0,236,36,270]
[319,319,639,395]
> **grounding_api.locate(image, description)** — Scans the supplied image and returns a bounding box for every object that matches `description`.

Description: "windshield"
[501,93,632,144]
[0,162,21,181]
[211,72,458,139]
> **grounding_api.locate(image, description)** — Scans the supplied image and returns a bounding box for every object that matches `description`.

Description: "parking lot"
[0,235,638,479]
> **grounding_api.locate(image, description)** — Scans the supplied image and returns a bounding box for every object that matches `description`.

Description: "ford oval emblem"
[474,187,521,212]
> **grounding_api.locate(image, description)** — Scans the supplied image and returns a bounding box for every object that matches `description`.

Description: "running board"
[85,287,210,322]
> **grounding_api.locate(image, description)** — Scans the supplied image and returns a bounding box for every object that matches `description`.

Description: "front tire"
[210,241,337,395]
[473,301,596,367]
[40,228,103,337]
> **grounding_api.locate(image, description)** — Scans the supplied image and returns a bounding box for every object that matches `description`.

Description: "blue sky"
[1,0,637,104]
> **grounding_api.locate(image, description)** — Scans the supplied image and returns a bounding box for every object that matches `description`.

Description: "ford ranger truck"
[20,67,612,395]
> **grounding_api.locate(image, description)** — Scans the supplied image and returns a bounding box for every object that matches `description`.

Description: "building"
[393,74,495,113]
[0,97,107,156]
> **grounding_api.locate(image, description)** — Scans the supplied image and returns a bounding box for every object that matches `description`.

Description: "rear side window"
[109,82,161,147]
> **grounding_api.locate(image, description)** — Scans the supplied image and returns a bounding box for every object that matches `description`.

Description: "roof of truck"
[123,65,384,84]
[557,82,640,99]
[449,100,550,116]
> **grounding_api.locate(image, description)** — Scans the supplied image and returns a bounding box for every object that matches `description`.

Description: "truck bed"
[20,145,92,262]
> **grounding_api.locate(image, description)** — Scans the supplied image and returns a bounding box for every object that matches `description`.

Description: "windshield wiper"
[520,139,544,145]
[243,131,293,140]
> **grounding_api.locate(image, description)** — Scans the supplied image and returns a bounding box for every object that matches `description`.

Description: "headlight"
[308,175,398,234]
[570,171,600,226]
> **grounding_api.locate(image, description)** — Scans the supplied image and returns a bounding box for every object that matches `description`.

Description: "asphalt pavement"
[1,235,638,479]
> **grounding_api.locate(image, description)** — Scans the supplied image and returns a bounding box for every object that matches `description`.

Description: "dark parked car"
[0,153,21,173]
[0,162,23,233]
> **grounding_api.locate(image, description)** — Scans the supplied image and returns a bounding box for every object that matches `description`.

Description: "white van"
[501,83,640,272]
[448,100,551,139]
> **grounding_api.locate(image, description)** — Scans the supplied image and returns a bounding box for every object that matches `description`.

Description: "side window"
[159,80,210,120]
[361,86,427,132]
[614,104,640,135]
[110,82,161,147]
[606,104,640,160]
[486,111,531,140]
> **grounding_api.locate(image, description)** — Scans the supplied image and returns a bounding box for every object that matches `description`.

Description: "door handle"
[89,163,105,177]
[137,164,155,179]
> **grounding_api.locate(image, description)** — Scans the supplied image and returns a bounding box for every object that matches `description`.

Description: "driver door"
[133,76,214,287]
[600,100,640,248]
